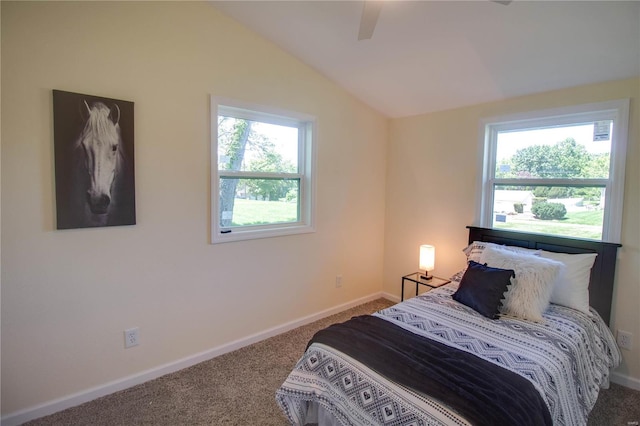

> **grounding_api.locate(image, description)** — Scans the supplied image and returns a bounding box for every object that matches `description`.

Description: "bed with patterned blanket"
[276,227,622,426]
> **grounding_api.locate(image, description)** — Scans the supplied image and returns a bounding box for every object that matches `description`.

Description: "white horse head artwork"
[53,91,136,229]
[78,100,122,216]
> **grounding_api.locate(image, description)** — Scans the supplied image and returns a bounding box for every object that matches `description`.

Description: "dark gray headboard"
[467,226,621,325]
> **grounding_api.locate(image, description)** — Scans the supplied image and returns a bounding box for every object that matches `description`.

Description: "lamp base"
[420,274,432,280]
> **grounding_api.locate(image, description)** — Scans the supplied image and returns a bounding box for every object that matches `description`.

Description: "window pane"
[219,178,300,227]
[492,185,605,240]
[217,117,299,173]
[495,123,611,179]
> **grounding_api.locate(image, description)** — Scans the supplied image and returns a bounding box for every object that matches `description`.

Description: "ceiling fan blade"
[358,1,384,41]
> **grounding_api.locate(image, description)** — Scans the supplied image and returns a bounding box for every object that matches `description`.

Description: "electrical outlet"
[617,330,632,351]
[124,327,139,349]
[336,275,343,288]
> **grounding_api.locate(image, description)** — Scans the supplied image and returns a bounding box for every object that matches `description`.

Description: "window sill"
[211,224,315,244]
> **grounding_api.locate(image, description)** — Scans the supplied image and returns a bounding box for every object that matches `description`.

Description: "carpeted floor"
[25,298,640,425]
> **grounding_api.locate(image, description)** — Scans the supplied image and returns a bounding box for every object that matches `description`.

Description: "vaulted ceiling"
[212,1,640,118]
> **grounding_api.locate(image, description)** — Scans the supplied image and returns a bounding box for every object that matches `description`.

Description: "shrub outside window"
[211,97,315,243]
[478,99,629,242]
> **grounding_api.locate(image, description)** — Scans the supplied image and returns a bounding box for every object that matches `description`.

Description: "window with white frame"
[478,99,629,242]
[211,97,315,243]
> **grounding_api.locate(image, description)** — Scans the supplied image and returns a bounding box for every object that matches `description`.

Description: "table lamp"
[419,244,435,280]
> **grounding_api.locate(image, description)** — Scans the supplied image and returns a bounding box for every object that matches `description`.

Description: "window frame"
[210,97,316,244]
[477,99,629,243]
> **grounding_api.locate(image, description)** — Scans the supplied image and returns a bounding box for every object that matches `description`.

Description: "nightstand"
[401,272,451,301]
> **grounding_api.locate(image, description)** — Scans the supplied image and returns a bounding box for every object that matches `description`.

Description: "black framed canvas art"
[53,90,136,229]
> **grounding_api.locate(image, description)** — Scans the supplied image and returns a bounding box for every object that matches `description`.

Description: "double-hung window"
[478,99,629,242]
[211,98,315,243]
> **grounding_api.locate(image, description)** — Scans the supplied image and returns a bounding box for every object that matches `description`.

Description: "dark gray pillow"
[453,261,514,319]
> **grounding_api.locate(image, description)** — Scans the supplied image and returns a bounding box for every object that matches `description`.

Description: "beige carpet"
[25,298,640,425]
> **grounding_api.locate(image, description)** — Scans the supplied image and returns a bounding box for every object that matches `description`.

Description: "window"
[211,97,315,243]
[478,99,629,242]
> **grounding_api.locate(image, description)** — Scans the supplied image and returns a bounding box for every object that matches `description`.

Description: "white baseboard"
[611,371,640,391]
[382,291,400,303]
[1,292,387,426]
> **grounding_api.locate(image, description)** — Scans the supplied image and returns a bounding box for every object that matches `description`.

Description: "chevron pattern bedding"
[276,282,621,426]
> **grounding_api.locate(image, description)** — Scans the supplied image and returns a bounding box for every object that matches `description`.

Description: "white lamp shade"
[419,245,435,272]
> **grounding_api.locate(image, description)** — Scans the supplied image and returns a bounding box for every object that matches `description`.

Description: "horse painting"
[53,90,136,229]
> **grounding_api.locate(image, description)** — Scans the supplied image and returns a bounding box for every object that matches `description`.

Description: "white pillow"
[463,241,541,264]
[540,251,597,314]
[480,246,564,322]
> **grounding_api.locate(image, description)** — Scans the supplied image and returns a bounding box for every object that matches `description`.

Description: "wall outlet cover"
[124,327,139,348]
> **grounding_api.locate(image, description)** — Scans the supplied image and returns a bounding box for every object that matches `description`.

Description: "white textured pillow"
[540,251,597,314]
[480,246,564,322]
[463,241,541,264]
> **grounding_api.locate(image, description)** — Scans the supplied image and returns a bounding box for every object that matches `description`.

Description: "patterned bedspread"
[276,283,621,426]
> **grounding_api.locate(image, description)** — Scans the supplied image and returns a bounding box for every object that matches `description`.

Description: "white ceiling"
[212,1,640,118]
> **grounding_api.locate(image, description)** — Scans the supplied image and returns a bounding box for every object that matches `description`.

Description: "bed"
[276,226,622,426]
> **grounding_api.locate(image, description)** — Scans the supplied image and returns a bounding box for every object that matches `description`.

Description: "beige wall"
[1,1,388,415]
[384,77,640,383]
